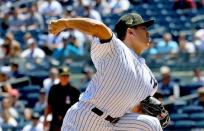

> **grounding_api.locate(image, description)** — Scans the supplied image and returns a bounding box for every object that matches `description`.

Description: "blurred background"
[0,0,204,130]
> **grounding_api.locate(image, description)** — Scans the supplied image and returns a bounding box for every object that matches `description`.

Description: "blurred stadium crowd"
[0,0,204,130]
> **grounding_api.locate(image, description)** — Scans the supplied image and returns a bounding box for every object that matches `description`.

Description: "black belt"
[91,107,120,124]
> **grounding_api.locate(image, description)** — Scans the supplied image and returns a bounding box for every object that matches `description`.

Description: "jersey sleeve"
[91,33,121,59]
[140,116,163,131]
[92,32,114,45]
[152,117,163,131]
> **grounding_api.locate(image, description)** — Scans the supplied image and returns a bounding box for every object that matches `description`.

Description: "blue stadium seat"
[107,14,120,25]
[174,120,195,130]
[179,83,203,96]
[29,30,40,41]
[194,121,204,128]
[13,30,25,45]
[26,70,48,86]
[27,92,39,98]
[164,122,176,131]
[171,101,187,113]
[27,92,39,107]
[20,85,40,94]
[141,4,149,9]
[12,79,30,89]
[181,105,204,114]
[190,113,204,121]
[69,65,84,73]
[170,113,189,121]
[19,85,40,101]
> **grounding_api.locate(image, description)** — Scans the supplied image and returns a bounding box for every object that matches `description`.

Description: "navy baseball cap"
[115,13,154,40]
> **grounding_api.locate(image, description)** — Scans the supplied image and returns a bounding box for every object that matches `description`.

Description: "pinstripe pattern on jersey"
[79,34,157,118]
[114,113,163,131]
[61,101,113,131]
[62,34,158,130]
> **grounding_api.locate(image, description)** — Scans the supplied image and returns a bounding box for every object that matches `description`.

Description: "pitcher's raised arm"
[49,18,112,41]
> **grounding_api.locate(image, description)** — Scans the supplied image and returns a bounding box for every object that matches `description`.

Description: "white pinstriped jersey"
[62,34,158,131]
[113,113,163,131]
[79,34,158,118]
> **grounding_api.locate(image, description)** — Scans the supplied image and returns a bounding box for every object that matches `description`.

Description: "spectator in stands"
[1,110,17,127]
[8,7,25,32]
[156,33,179,58]
[0,13,10,36]
[68,29,86,52]
[2,84,19,99]
[25,4,43,31]
[146,41,158,55]
[37,32,58,56]
[38,0,63,17]
[194,28,204,52]
[23,32,33,48]
[23,32,32,42]
[21,38,45,59]
[66,32,85,56]
[9,63,24,79]
[173,0,197,10]
[110,0,130,14]
[1,32,21,60]
[9,43,21,61]
[1,44,21,61]
[23,32,46,57]
[63,6,76,18]
[194,87,204,107]
[1,97,19,119]
[22,108,32,125]
[32,3,45,30]
[0,44,5,60]
[22,112,43,131]
[73,0,86,17]
[92,0,111,15]
[43,67,59,97]
[9,93,25,116]
[0,73,11,96]
[34,88,46,115]
[83,3,102,22]
[1,44,11,61]
[143,41,159,61]
[192,68,204,84]
[178,32,196,58]
[0,72,20,99]
[52,35,84,63]
[0,72,7,82]
[44,66,80,131]
[195,28,204,41]
[158,66,177,99]
[40,26,86,58]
